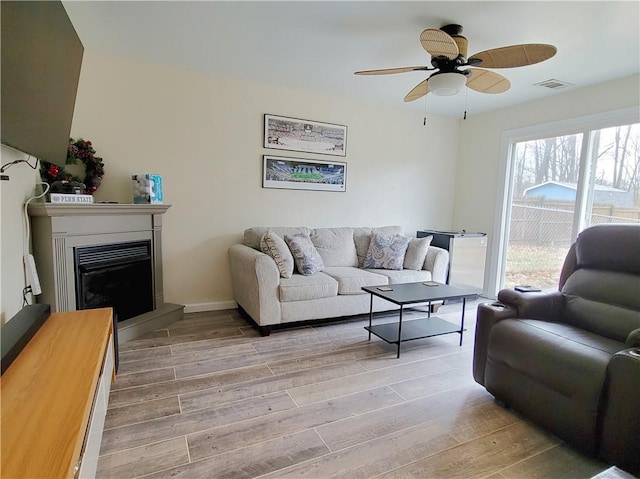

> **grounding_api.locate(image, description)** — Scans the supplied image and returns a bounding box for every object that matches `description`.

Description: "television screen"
[1,1,84,167]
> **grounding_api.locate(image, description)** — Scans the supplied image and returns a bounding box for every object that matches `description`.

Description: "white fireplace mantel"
[28,202,183,342]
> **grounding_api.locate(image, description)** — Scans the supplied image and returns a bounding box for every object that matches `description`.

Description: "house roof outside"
[524,181,634,207]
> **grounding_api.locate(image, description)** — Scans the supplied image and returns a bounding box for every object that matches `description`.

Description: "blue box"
[132,174,163,204]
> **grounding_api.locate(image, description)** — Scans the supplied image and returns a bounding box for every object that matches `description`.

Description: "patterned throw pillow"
[363,233,410,270]
[260,230,295,279]
[403,236,432,270]
[285,233,325,276]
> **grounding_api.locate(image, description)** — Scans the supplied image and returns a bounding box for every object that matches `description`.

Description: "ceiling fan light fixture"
[427,72,467,96]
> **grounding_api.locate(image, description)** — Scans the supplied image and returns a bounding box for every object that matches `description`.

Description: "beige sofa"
[229,226,449,335]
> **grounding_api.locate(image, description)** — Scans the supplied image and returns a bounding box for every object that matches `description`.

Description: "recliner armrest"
[599,348,640,475]
[472,301,517,386]
[626,328,640,348]
[497,289,565,321]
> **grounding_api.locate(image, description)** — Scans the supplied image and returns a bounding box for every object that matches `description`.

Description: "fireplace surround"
[28,203,183,343]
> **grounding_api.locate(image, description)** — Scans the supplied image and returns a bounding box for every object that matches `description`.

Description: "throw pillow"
[285,233,324,276]
[404,236,433,270]
[363,233,410,270]
[260,230,295,279]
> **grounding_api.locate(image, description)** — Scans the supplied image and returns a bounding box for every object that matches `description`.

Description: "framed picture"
[263,155,347,192]
[264,114,347,157]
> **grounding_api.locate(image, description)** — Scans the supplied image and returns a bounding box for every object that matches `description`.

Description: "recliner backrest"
[561,224,640,342]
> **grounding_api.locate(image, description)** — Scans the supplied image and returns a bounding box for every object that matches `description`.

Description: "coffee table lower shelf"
[365,317,461,346]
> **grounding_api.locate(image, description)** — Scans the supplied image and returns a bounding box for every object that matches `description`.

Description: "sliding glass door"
[500,120,639,291]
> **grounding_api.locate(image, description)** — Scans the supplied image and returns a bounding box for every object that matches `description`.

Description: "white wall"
[0,146,42,323]
[67,51,459,311]
[454,74,640,296]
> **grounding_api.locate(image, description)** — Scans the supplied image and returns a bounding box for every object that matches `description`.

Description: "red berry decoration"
[39,138,105,194]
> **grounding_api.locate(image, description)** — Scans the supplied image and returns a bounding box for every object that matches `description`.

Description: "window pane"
[505,133,583,290]
[587,124,640,226]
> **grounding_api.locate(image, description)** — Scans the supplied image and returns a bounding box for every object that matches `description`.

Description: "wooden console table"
[1,308,115,478]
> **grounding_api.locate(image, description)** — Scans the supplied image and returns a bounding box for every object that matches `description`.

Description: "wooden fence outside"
[510,199,640,245]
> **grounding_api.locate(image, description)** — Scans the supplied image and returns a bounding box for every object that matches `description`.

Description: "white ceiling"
[62,1,640,118]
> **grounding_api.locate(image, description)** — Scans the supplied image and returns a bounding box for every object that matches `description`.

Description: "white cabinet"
[418,230,487,294]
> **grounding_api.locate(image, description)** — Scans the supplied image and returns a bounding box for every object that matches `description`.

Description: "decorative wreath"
[40,138,105,194]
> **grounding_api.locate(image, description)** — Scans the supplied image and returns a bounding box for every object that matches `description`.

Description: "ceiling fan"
[355,24,557,102]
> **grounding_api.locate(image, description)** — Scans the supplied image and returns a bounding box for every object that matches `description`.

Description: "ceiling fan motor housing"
[441,24,469,59]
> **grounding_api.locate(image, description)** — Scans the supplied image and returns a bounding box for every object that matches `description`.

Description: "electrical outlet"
[24,254,42,295]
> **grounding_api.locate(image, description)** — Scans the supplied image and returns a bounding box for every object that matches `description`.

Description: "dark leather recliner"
[473,224,640,475]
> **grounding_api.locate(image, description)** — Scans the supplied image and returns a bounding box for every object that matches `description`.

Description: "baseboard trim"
[184,301,237,314]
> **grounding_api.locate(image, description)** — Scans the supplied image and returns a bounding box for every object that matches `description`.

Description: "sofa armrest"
[497,289,565,321]
[228,244,281,326]
[423,246,449,283]
[599,348,640,475]
[472,301,518,385]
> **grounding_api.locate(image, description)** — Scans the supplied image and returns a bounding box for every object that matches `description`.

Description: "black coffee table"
[362,281,478,358]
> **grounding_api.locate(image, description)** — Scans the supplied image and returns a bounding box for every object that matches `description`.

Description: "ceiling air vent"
[535,79,573,90]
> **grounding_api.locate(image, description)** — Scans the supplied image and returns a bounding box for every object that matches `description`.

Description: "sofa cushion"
[367,268,432,284]
[322,267,389,294]
[404,236,432,270]
[285,233,324,276]
[310,227,358,267]
[244,226,311,250]
[354,226,403,267]
[279,272,338,302]
[363,232,410,270]
[260,230,294,279]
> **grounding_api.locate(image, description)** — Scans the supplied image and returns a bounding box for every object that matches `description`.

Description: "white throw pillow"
[363,233,410,270]
[260,230,295,279]
[404,236,433,270]
[285,233,325,276]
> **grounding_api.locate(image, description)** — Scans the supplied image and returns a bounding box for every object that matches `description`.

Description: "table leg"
[397,305,404,358]
[460,297,466,346]
[368,293,373,341]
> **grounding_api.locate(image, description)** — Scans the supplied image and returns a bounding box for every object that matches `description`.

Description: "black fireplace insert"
[74,240,154,322]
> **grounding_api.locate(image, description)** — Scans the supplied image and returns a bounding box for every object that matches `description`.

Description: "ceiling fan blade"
[466,68,510,93]
[469,44,557,68]
[354,66,431,75]
[404,79,429,102]
[420,29,459,60]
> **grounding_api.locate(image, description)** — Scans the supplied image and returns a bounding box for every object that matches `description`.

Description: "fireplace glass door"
[74,241,154,322]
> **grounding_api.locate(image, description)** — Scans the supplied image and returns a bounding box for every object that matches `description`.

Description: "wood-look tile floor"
[97,301,613,479]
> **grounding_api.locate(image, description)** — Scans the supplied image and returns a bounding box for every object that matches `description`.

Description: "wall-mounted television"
[1,1,84,167]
